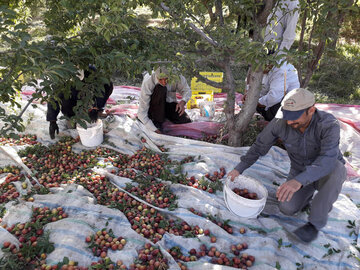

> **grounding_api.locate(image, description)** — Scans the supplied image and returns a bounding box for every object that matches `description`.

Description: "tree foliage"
[0,0,167,135]
[295,0,359,87]
[0,0,358,144]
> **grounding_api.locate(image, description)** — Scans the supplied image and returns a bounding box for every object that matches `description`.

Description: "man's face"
[158,77,168,86]
[286,107,314,130]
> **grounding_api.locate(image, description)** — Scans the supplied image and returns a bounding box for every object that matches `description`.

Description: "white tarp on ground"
[1,92,360,270]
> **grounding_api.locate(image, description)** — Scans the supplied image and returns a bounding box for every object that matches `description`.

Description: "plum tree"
[0,0,358,145]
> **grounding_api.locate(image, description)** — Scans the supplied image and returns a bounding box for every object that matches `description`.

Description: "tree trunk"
[228,67,263,146]
[302,40,325,87]
[296,8,307,83]
[298,0,354,87]
[226,2,270,146]
[223,58,238,145]
[328,10,347,50]
[215,0,224,25]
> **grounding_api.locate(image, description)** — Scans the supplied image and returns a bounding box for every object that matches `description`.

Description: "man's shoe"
[293,222,319,243]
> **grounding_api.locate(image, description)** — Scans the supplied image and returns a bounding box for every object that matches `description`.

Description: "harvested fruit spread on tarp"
[0,87,359,269]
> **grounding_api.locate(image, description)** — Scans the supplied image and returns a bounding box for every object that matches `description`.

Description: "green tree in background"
[0,0,167,135]
[295,0,359,87]
[0,0,359,145]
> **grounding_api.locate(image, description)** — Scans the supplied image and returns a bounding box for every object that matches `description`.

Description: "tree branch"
[193,72,227,90]
[1,96,36,134]
[215,0,224,26]
[256,0,276,25]
[186,22,219,47]
[160,2,219,47]
[201,0,216,23]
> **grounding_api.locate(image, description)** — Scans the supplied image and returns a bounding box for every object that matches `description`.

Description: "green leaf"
[103,29,111,43]
[63,257,69,265]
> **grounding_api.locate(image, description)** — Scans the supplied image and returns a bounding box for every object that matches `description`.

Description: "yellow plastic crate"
[191,71,223,93]
[187,90,214,109]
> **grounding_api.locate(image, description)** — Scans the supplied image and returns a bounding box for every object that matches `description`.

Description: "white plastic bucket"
[76,119,103,147]
[224,175,268,218]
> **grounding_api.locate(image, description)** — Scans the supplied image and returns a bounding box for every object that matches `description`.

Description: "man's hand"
[155,129,162,134]
[175,100,186,116]
[49,121,59,139]
[276,179,302,202]
[227,169,240,181]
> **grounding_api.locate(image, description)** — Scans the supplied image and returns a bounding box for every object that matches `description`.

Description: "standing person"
[264,0,300,55]
[241,0,299,112]
[228,88,346,243]
[256,61,300,121]
[47,65,113,139]
[137,67,192,134]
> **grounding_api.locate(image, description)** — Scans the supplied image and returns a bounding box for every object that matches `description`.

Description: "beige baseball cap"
[276,88,315,120]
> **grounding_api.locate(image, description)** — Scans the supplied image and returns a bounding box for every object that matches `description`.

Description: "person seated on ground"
[229,88,346,243]
[47,65,113,139]
[137,67,192,134]
[243,61,300,122]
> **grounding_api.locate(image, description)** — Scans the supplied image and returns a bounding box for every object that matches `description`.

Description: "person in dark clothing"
[147,83,191,131]
[137,67,192,134]
[47,66,113,139]
[229,88,346,243]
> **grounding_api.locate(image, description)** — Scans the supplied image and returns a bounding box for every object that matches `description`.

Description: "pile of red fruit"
[0,134,38,146]
[37,258,126,269]
[124,178,177,209]
[114,147,169,179]
[90,258,127,269]
[168,246,197,263]
[124,199,202,243]
[232,188,259,200]
[1,136,257,269]
[129,243,168,270]
[184,167,226,193]
[30,206,68,223]
[166,243,255,269]
[0,166,25,203]
[195,243,254,269]
[77,173,114,205]
[19,138,94,188]
[75,173,199,244]
[18,137,121,190]
[204,167,226,181]
[96,147,121,160]
[188,207,233,234]
[1,206,68,269]
[35,258,87,270]
[179,156,194,164]
[208,244,255,268]
[86,229,127,258]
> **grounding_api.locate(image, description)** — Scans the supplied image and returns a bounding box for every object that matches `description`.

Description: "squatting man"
[137,67,192,134]
[47,65,113,139]
[229,88,346,243]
